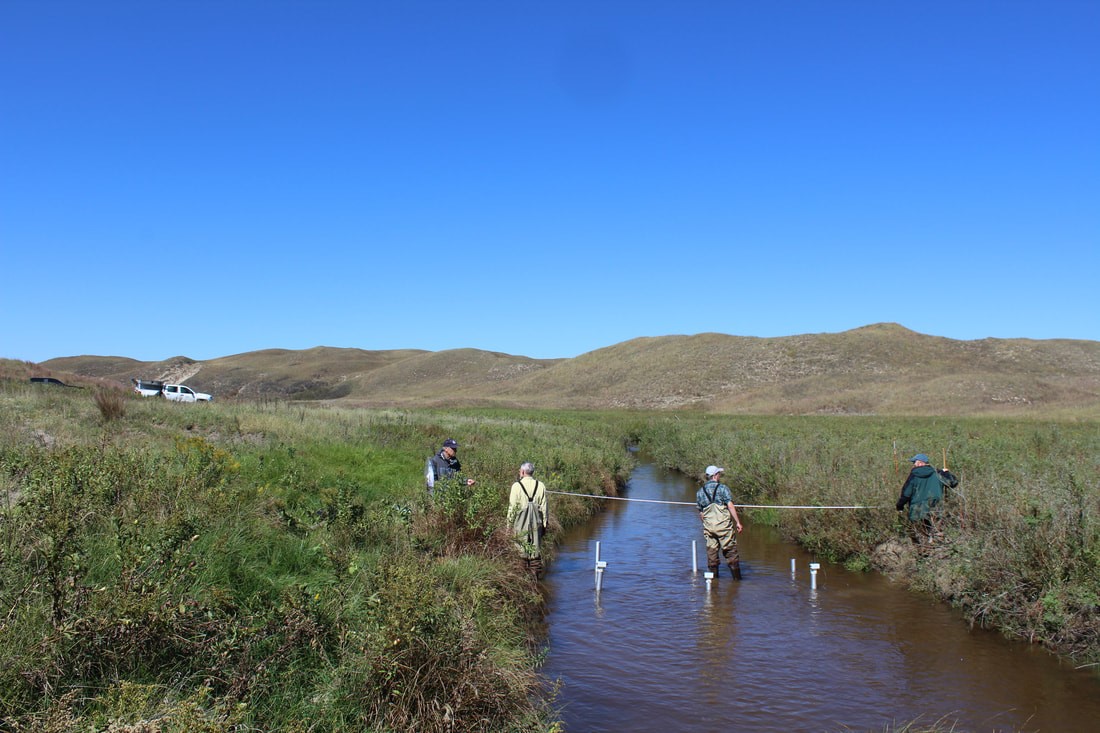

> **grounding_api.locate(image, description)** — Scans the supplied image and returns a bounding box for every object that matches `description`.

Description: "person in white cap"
[696,465,744,579]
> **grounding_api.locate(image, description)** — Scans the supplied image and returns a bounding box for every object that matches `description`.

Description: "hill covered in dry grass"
[22,323,1100,417]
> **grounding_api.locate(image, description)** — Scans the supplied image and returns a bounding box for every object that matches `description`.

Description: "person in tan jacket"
[508,462,548,577]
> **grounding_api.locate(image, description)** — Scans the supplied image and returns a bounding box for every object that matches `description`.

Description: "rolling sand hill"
[23,323,1100,417]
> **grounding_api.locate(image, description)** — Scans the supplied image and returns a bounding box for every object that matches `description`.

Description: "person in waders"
[696,465,743,579]
[508,462,548,578]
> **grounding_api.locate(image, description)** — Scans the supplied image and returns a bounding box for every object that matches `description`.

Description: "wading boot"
[706,547,720,577]
[523,556,541,581]
[730,561,742,580]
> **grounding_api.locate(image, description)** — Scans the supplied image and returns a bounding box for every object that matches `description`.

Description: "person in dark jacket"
[896,453,956,544]
[425,438,475,495]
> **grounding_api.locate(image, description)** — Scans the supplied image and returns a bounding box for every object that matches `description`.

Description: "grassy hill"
[23,323,1100,417]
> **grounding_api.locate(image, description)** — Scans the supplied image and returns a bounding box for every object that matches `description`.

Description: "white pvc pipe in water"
[791,558,796,575]
[595,561,607,592]
[704,570,714,590]
[692,540,698,573]
[595,541,607,591]
[809,562,820,590]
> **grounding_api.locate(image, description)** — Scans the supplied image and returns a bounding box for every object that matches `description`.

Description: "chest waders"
[513,479,545,577]
[701,485,742,580]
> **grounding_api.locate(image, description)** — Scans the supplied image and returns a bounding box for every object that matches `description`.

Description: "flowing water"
[541,460,1100,732]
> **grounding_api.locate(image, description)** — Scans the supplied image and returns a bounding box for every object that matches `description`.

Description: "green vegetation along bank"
[2,377,1097,731]
[632,414,1100,662]
[1,382,633,732]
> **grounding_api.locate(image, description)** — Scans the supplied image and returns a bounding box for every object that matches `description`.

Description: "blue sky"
[2,1,1097,363]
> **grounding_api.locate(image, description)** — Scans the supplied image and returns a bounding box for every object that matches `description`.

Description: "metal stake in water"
[809,562,820,590]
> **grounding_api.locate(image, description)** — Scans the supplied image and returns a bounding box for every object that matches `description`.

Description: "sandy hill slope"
[31,323,1100,416]
[479,324,1100,415]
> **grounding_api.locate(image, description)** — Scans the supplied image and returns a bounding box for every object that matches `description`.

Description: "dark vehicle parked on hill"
[29,377,80,388]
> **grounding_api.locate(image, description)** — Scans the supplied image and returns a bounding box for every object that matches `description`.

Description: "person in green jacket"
[896,453,958,544]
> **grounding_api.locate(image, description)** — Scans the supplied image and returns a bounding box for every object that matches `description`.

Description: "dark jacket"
[426,451,462,490]
[896,465,948,521]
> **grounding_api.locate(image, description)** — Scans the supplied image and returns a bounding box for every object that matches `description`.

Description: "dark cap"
[909,453,930,463]
[442,438,459,449]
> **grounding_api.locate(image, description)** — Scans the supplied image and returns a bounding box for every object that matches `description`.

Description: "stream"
[540,459,1100,732]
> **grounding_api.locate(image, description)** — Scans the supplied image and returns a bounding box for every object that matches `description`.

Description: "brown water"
[541,460,1100,732]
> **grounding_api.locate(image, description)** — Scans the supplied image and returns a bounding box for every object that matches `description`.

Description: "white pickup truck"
[132,379,213,402]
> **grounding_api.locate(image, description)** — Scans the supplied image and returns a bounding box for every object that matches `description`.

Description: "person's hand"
[736,523,743,533]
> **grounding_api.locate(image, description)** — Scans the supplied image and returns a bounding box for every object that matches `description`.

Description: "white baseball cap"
[705,465,724,477]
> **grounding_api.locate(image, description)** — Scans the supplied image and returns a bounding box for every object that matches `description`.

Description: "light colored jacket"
[508,476,547,527]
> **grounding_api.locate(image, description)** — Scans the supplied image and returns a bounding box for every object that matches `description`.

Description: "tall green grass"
[0,386,633,731]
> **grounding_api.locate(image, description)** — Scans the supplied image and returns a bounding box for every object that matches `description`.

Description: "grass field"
[2,380,1096,731]
[1,384,634,731]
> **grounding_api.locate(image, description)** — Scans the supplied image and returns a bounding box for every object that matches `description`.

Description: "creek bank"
[789,525,1100,663]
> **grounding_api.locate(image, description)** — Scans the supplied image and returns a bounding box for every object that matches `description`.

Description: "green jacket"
[896,465,948,521]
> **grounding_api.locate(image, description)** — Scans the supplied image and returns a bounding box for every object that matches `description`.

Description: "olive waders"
[513,478,546,579]
[701,491,741,580]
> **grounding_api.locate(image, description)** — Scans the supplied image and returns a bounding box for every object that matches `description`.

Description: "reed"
[93,387,127,422]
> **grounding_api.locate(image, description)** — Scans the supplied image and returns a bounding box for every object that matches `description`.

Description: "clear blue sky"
[3,1,1097,363]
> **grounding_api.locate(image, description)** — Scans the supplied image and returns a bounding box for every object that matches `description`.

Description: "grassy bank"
[633,414,1100,662]
[0,383,633,731]
[3,379,1096,730]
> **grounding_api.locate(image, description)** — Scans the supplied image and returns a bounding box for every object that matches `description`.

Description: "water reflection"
[542,459,1100,733]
